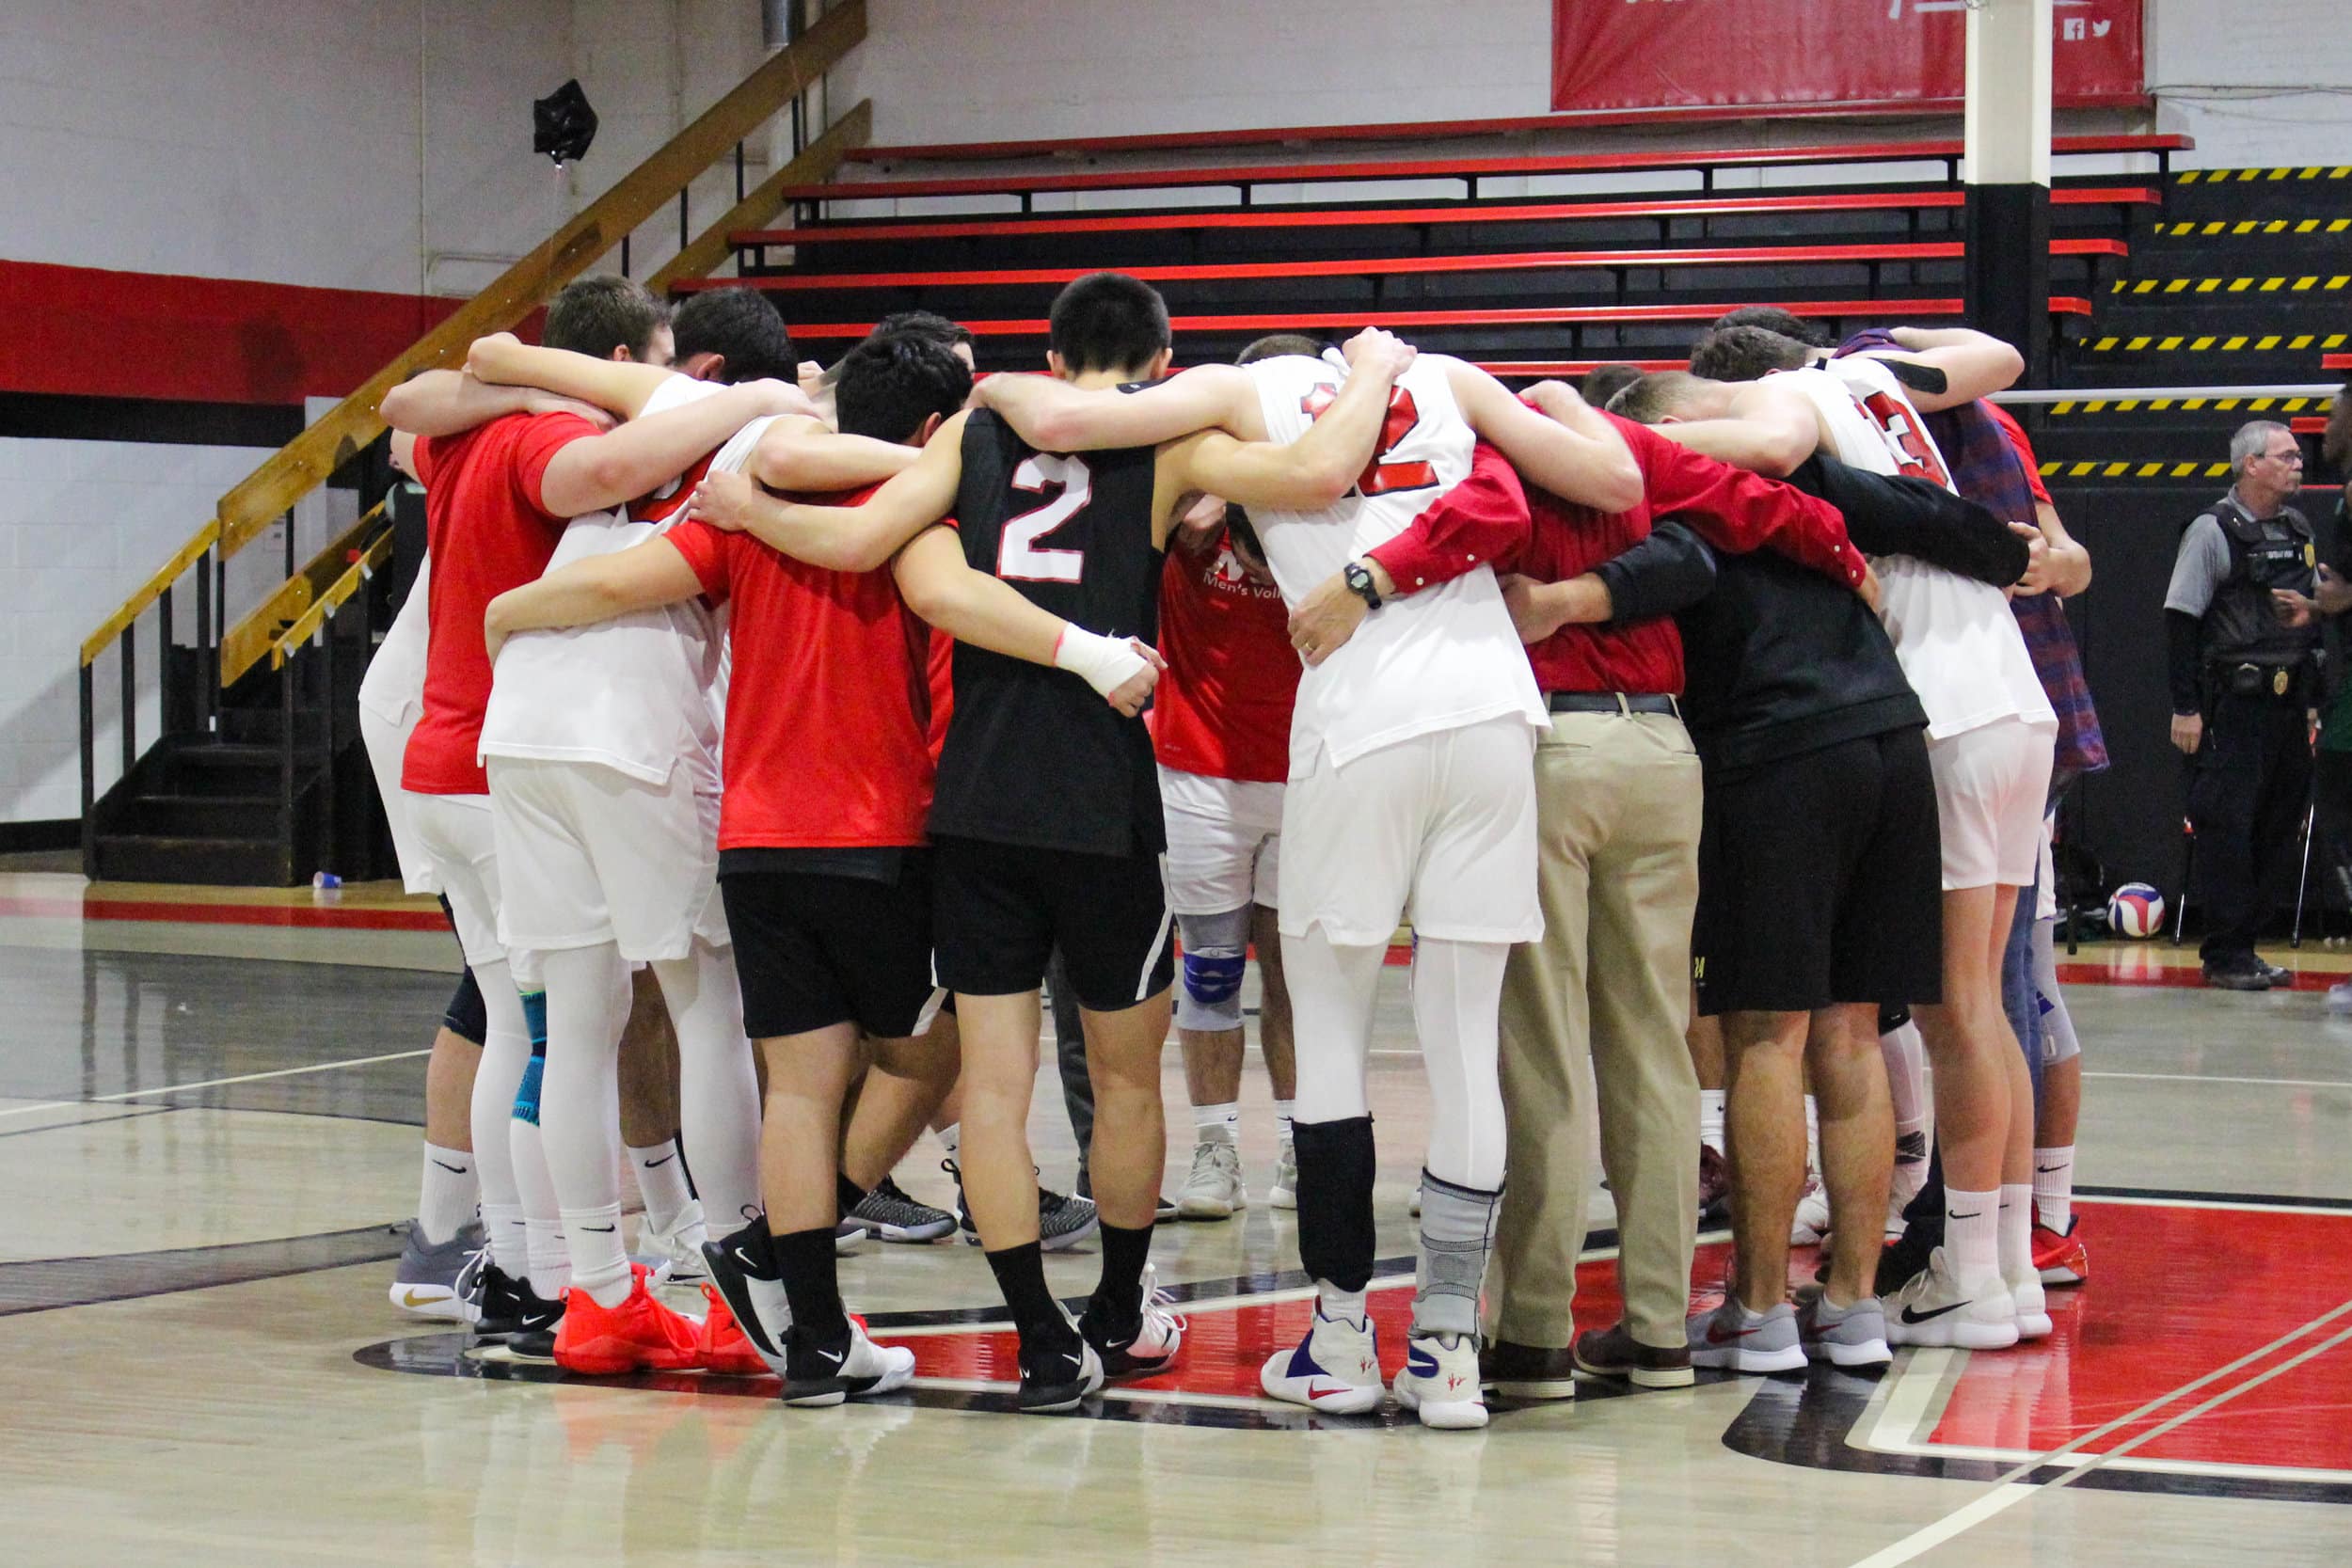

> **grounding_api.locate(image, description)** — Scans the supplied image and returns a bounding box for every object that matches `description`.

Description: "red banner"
[1551,0,2144,116]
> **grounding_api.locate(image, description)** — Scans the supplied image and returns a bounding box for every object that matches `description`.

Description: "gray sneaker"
[1177,1139,1247,1220]
[1686,1294,1806,1374]
[949,1158,1101,1251]
[390,1217,484,1323]
[850,1176,957,1243]
[1269,1139,1298,1210]
[1794,1286,1892,1369]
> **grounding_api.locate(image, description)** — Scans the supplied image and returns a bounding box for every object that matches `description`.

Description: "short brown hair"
[1605,371,1704,425]
[544,275,667,361]
[1689,324,1811,384]
[1237,332,1325,365]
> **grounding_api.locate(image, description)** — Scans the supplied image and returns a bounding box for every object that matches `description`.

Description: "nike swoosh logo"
[432,1160,469,1173]
[1305,1384,1354,1401]
[643,1154,677,1169]
[1901,1301,1967,1324]
[729,1246,761,1269]
[1706,1323,1762,1344]
[817,1348,845,1367]
[2034,1165,2070,1174]
[584,1225,616,1233]
[1947,1211,1983,1221]
[399,1289,447,1308]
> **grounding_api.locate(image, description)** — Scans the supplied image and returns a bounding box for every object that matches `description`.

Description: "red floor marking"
[0,894,450,932]
[1928,1202,2352,1475]
[2056,955,2343,991]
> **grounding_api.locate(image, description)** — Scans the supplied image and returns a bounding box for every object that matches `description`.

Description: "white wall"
[2146,0,2352,168]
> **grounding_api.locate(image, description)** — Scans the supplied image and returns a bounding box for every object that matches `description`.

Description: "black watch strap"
[1343,561,1383,610]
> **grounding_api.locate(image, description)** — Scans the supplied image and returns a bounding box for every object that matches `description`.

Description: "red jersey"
[664,494,934,850]
[925,626,954,763]
[1152,529,1299,784]
[403,410,598,794]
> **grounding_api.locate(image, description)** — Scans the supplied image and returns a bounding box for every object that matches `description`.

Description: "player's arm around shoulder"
[692,410,969,573]
[466,332,679,421]
[750,415,922,495]
[976,363,1256,452]
[483,537,703,664]
[1659,379,1820,479]
[1448,359,1645,514]
[1863,326,2025,412]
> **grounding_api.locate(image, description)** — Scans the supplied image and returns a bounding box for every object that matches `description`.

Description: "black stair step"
[2159,170,2352,224]
[117,793,282,838]
[92,833,284,887]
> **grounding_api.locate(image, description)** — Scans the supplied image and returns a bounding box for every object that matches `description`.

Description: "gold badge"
[2275,668,2291,697]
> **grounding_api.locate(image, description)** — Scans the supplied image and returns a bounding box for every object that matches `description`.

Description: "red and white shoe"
[696,1284,776,1375]
[2032,1212,2088,1287]
[553,1266,703,1375]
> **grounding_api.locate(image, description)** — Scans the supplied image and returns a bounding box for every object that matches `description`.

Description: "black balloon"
[532,79,598,166]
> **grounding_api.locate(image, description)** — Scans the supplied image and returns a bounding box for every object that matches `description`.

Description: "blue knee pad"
[513,990,548,1126]
[1175,908,1253,1033]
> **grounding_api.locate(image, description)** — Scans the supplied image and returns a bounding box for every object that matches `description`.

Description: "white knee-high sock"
[468,958,532,1277]
[654,939,762,1232]
[1879,1018,1929,1148]
[1278,928,1386,1125]
[1407,937,1510,1193]
[538,942,633,1308]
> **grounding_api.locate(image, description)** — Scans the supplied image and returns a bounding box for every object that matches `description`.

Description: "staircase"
[75,2,873,885]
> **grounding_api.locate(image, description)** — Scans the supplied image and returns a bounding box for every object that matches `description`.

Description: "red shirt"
[1983,401,2053,505]
[665,496,934,850]
[1368,416,1864,695]
[925,626,954,763]
[1152,528,1300,784]
[404,411,598,794]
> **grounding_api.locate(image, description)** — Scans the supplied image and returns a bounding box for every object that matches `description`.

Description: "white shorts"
[1926,716,2057,892]
[359,704,438,896]
[1279,714,1540,945]
[1159,765,1283,916]
[2036,809,2058,923]
[406,791,504,967]
[485,755,728,964]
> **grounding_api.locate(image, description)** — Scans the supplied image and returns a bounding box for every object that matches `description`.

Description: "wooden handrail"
[219,504,387,689]
[650,101,873,290]
[271,531,396,672]
[80,521,219,668]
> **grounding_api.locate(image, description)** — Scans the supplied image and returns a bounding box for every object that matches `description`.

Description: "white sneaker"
[1269,1138,1298,1210]
[2008,1269,2054,1340]
[1884,1248,2020,1350]
[1177,1139,1248,1220]
[1789,1179,1832,1245]
[1093,1262,1186,1376]
[634,1203,710,1286]
[1262,1307,1384,1415]
[782,1320,916,1407]
[1392,1333,1489,1431]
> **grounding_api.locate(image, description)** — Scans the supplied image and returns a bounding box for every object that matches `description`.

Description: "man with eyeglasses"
[2164,420,2319,990]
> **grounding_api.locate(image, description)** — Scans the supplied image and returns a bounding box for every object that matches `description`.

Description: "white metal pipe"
[1992,384,2343,404]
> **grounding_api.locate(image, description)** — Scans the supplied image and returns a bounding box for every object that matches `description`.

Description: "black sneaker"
[2203,961,2270,992]
[471,1262,563,1348]
[849,1176,957,1243]
[780,1320,917,1408]
[1078,1262,1184,1379]
[1868,1221,1939,1298]
[1016,1334,1104,1414]
[2254,958,2295,988]
[1154,1195,1180,1225]
[701,1213,788,1369]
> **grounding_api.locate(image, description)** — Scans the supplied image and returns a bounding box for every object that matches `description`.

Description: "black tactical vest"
[2198,493,2318,671]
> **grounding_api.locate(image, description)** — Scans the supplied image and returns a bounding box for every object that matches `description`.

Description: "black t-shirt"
[928,409,1166,857]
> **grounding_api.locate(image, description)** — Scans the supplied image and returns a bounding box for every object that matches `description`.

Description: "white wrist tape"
[1052,626,1147,697]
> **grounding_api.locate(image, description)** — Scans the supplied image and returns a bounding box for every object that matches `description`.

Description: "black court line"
[0,1222,407,1317]
[0,1105,176,1142]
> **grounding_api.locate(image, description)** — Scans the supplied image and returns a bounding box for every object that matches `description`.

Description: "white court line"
[1843,1296,2352,1568]
[2084,1069,2352,1090]
[0,1048,430,1120]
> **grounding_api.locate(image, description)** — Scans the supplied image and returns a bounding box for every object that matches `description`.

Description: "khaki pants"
[1485,709,1702,1352]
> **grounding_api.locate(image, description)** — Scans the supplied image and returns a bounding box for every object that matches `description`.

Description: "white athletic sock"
[564,1202,633,1308]
[1193,1101,1241,1142]
[1998,1183,2035,1281]
[1316,1280,1368,1328]
[1698,1087,1726,1157]
[1803,1094,1820,1178]
[937,1122,961,1164]
[2032,1146,2075,1234]
[524,1208,571,1302]
[1272,1100,1296,1145]
[417,1144,477,1245]
[1946,1186,2002,1291]
[628,1138,695,1237]
[482,1201,526,1276]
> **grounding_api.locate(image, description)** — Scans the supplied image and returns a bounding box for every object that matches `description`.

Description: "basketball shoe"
[1686,1295,1807,1374]
[470,1260,563,1346]
[848,1176,956,1243]
[1018,1334,1105,1415]
[633,1203,710,1286]
[390,1217,483,1323]
[1883,1249,2020,1350]
[1793,1286,1892,1369]
[947,1159,1100,1251]
[782,1320,917,1407]
[701,1212,791,1371]
[696,1285,772,1375]
[1789,1179,1832,1246]
[2007,1269,2053,1340]
[1176,1138,1247,1220]
[1262,1307,1384,1415]
[553,1265,703,1376]
[2032,1212,2088,1286]
[1080,1262,1185,1378]
[1392,1334,1488,1431]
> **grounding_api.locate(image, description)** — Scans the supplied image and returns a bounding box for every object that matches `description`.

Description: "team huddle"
[365,267,2098,1427]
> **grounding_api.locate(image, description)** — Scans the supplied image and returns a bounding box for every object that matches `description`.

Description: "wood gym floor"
[2,865,2347,1567]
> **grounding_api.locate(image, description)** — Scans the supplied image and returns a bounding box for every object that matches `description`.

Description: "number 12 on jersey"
[1300,383,1435,496]
[999,453,1091,582]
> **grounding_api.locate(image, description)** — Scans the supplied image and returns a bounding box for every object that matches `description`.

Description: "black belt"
[1547,691,1680,718]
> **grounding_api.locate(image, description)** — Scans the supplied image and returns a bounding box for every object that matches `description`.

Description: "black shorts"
[719,857,943,1040]
[1692,726,1943,1017]
[932,834,1173,1013]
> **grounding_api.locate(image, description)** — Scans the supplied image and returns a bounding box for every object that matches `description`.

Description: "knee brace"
[442,965,487,1047]
[1175,907,1252,1032]
[512,990,548,1127]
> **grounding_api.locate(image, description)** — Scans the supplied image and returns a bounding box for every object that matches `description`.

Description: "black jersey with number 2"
[929,407,1166,858]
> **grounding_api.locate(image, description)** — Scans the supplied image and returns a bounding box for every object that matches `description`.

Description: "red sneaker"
[2032,1212,2088,1287]
[554,1269,703,1375]
[697,1284,775,1375]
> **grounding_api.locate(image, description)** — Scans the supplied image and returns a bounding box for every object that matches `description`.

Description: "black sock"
[771,1226,850,1342]
[836,1172,868,1220]
[1084,1221,1153,1334]
[1293,1116,1377,1293]
[986,1242,1079,1351]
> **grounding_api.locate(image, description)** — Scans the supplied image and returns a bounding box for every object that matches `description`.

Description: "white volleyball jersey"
[1247,352,1546,773]
[477,375,742,788]
[358,551,431,727]
[1772,361,2052,740]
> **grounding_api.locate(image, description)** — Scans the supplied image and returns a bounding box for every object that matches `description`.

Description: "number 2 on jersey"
[1299,385,1436,496]
[1000,453,1090,581]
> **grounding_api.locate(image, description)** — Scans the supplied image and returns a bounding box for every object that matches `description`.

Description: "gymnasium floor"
[3,869,2347,1567]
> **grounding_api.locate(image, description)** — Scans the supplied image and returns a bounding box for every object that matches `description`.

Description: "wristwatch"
[1343,561,1383,610]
